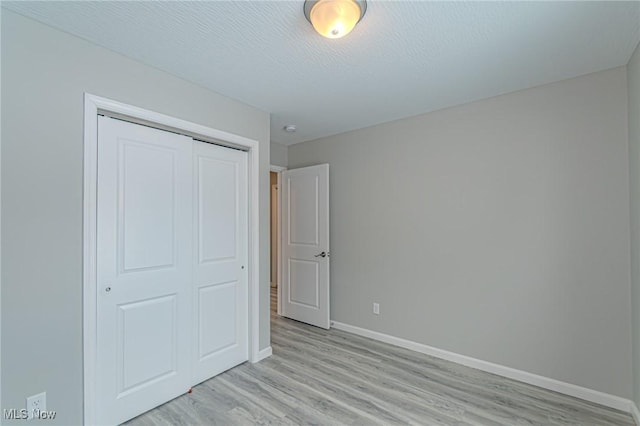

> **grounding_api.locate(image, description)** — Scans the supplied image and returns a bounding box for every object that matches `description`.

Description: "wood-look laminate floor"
[125,288,635,425]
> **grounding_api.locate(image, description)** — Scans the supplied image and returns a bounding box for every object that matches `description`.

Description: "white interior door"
[96,116,193,425]
[281,164,330,329]
[192,141,248,384]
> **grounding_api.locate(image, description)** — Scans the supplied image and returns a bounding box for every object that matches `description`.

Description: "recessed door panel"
[120,141,176,272]
[198,282,237,359]
[288,174,319,246]
[198,157,237,263]
[288,259,319,308]
[118,295,177,394]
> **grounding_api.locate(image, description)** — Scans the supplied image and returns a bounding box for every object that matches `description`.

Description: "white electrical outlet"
[26,392,46,420]
[373,303,380,315]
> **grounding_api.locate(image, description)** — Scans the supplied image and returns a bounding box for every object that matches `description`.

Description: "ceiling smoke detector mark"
[284,125,297,133]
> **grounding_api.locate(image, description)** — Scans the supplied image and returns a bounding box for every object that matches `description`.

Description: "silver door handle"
[314,251,327,258]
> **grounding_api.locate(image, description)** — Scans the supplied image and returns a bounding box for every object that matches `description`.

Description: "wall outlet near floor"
[26,392,46,419]
[373,303,380,315]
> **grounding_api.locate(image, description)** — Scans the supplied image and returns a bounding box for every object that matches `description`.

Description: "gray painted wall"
[628,41,640,410]
[270,141,288,168]
[289,67,632,398]
[1,10,271,425]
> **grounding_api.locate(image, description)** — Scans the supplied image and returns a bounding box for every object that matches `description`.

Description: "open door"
[281,164,330,329]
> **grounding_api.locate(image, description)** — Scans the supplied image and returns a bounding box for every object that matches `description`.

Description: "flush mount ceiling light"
[304,0,367,39]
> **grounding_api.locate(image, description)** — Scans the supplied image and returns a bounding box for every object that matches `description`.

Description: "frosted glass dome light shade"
[304,0,367,39]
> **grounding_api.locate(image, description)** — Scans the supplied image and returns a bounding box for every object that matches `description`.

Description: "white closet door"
[96,116,193,425]
[192,141,248,384]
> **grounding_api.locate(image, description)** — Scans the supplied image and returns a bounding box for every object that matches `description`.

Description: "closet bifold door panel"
[95,116,249,425]
[192,141,248,385]
[96,116,193,426]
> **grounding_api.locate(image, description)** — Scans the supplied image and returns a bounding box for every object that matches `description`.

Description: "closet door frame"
[82,94,262,426]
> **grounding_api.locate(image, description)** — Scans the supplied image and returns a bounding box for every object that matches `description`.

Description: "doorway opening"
[270,166,286,316]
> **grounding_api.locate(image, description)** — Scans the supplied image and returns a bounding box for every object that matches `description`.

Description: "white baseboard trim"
[331,320,634,415]
[253,346,273,363]
[631,401,640,425]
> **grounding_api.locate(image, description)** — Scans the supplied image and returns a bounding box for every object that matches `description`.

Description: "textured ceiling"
[4,1,640,145]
